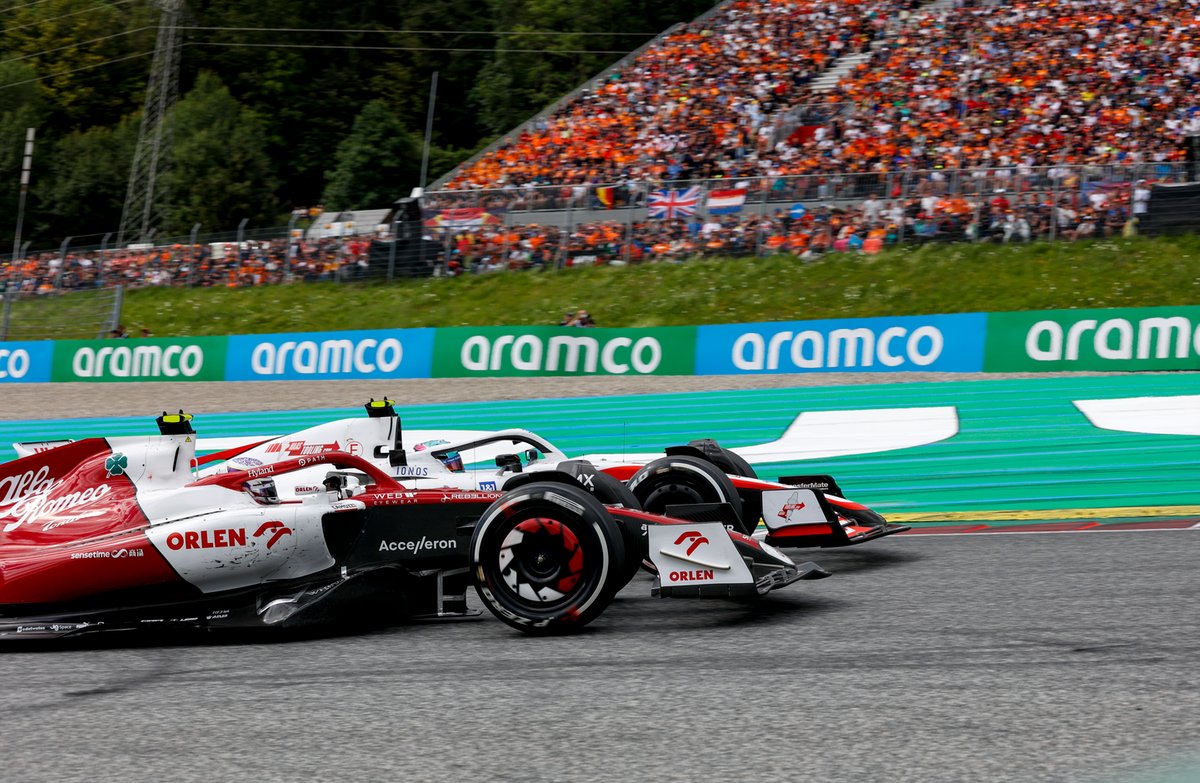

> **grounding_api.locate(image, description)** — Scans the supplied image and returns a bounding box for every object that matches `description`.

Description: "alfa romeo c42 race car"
[0,402,903,641]
[191,400,907,549]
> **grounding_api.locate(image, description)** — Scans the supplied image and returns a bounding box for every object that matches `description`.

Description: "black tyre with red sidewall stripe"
[471,482,625,634]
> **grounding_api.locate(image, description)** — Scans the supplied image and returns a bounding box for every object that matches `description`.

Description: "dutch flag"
[706,188,747,215]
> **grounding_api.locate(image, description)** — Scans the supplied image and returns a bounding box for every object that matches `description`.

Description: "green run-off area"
[0,374,1195,517]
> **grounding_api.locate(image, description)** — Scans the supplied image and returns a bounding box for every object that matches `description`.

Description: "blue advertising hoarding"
[695,313,986,374]
[226,328,435,381]
[0,340,54,383]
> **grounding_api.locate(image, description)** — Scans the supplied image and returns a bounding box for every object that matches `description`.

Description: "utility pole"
[419,71,438,191]
[12,127,34,261]
[117,0,184,248]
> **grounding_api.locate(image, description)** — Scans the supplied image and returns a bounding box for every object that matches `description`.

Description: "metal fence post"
[387,212,398,283]
[188,223,201,287]
[54,236,72,289]
[1049,172,1060,242]
[623,192,635,265]
[98,232,112,287]
[286,212,300,281]
[1,291,11,341]
[559,195,573,270]
[233,218,248,286]
[139,229,156,285]
[105,285,125,338]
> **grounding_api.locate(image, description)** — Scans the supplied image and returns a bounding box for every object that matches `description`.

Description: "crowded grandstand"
[3,0,1199,292]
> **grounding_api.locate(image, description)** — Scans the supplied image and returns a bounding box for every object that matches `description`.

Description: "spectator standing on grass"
[862,194,882,226]
[561,309,595,327]
[1133,180,1151,220]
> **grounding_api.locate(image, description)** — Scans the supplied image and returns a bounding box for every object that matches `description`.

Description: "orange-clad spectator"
[444,0,908,191]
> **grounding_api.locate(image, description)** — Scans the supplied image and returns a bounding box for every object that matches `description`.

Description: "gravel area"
[0,371,1171,420]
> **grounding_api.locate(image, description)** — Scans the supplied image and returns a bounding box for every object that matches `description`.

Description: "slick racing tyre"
[472,482,626,634]
[579,468,645,592]
[503,461,644,591]
[626,455,751,535]
[718,448,757,480]
[684,438,758,479]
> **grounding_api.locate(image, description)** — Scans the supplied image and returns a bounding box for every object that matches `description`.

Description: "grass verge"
[107,235,1200,336]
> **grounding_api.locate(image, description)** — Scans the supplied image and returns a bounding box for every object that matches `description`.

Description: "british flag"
[647,186,702,219]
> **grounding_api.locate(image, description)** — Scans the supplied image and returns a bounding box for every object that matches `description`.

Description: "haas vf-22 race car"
[0,408,832,640]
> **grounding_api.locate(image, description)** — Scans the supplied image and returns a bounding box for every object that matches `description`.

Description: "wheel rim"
[497,516,587,606]
[641,479,708,513]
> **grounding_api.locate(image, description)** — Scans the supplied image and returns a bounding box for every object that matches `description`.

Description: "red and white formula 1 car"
[0,409,832,640]
[176,399,909,549]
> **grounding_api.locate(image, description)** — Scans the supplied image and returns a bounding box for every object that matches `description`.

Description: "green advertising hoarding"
[51,337,229,382]
[432,326,697,377]
[984,306,1200,372]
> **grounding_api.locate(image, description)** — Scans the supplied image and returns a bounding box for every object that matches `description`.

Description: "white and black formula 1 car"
[171,398,909,549]
[0,408,833,641]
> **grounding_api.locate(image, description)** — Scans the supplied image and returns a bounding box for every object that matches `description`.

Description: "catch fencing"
[0,162,1194,306]
[0,286,123,341]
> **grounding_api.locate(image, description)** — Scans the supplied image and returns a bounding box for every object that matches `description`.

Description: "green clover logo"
[105,453,129,477]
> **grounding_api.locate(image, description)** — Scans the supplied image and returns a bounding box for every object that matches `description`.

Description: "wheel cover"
[641,480,707,513]
[498,517,585,604]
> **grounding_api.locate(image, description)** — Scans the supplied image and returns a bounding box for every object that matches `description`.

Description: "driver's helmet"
[245,477,280,505]
[440,451,464,472]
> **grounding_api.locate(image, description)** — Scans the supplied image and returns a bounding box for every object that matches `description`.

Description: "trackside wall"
[3,306,1198,383]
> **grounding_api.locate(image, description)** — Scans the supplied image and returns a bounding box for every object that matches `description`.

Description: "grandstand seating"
[5,0,1200,292]
[444,0,918,190]
[445,0,1200,190]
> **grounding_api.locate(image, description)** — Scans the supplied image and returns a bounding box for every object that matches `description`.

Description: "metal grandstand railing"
[421,163,1191,218]
[0,162,1192,299]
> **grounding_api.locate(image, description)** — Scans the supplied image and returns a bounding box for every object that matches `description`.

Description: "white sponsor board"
[0,348,31,379]
[72,345,205,378]
[250,338,405,376]
[731,325,944,370]
[1025,316,1200,362]
[460,334,663,374]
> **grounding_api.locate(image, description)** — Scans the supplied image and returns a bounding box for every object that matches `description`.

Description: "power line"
[0,0,55,15]
[190,42,632,55]
[0,26,152,66]
[0,38,630,94]
[0,49,153,90]
[0,21,651,85]
[179,25,659,37]
[0,28,642,93]
[2,0,137,34]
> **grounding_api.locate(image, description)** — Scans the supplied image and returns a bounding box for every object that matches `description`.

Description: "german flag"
[596,186,616,209]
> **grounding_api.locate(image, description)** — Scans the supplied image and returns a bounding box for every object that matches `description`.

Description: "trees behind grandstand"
[322,100,421,210]
[0,0,714,251]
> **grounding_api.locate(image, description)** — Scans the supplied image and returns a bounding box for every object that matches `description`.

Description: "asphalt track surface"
[2,529,1197,783]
